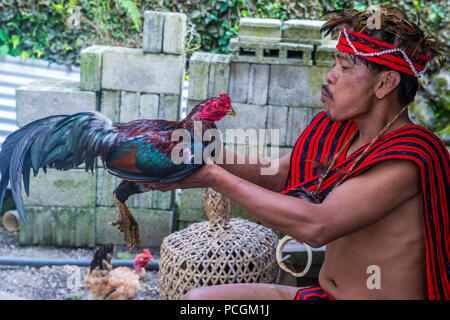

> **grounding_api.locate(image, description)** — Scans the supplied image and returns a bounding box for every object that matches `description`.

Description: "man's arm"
[215,148,291,192]
[158,159,420,248]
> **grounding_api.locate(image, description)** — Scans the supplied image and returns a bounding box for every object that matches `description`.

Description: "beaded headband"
[336,29,429,77]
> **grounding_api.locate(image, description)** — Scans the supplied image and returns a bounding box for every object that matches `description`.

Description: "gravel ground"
[0,227,160,300]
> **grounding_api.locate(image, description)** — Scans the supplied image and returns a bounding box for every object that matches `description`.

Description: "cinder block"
[239,18,282,43]
[315,41,337,67]
[216,102,267,135]
[286,107,322,146]
[22,168,96,208]
[19,206,96,247]
[163,12,187,54]
[100,90,120,122]
[268,65,327,108]
[16,81,97,127]
[208,54,231,98]
[228,62,250,103]
[80,45,108,91]
[266,105,288,146]
[96,207,173,247]
[248,64,269,105]
[143,11,165,53]
[159,94,180,121]
[282,20,325,45]
[119,91,140,122]
[101,47,184,94]
[179,188,207,223]
[230,38,313,66]
[140,93,159,119]
[188,52,212,100]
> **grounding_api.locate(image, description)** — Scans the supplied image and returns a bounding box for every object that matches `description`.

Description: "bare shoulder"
[316,159,421,245]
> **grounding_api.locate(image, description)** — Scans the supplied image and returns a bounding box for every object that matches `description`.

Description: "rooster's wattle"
[0,93,235,249]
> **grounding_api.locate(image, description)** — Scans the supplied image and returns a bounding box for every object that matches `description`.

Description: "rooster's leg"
[110,181,152,251]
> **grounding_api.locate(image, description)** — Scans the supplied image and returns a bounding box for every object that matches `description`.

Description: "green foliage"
[0,0,447,133]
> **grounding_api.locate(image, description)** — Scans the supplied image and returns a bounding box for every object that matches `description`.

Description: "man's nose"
[325,68,336,85]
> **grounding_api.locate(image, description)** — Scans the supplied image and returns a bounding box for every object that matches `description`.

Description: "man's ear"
[375,71,401,99]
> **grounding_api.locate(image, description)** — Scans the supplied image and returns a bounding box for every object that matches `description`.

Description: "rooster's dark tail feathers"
[0,112,117,224]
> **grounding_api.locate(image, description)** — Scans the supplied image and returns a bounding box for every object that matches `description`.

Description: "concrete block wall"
[15,11,186,247]
[180,18,334,227]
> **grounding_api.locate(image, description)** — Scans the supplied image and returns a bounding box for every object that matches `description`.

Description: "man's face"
[321,51,379,122]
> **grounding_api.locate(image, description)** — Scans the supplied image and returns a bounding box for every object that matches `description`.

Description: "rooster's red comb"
[219,93,231,108]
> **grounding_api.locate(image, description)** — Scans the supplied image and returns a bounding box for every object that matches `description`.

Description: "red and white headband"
[336,29,429,77]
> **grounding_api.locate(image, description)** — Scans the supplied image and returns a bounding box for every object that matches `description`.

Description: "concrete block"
[268,65,328,108]
[228,62,250,103]
[231,38,313,66]
[96,207,173,247]
[248,64,269,105]
[159,94,180,121]
[100,90,120,122]
[101,47,184,94]
[282,20,325,45]
[239,18,282,43]
[315,41,337,67]
[266,105,288,146]
[19,206,95,247]
[179,188,207,223]
[216,103,267,135]
[119,91,140,122]
[22,168,96,208]
[208,54,231,98]
[163,12,187,54]
[286,107,322,146]
[16,81,97,127]
[140,93,159,119]
[80,45,108,91]
[188,52,212,100]
[143,11,164,53]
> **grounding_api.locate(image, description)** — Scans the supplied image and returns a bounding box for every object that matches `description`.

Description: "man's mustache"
[322,85,333,100]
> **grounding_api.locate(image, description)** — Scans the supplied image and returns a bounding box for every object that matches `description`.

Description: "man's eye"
[341,66,349,71]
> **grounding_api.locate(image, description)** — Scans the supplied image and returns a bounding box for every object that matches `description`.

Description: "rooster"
[0,93,235,250]
[85,244,152,300]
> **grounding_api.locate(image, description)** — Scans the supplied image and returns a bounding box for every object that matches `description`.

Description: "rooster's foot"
[110,197,141,251]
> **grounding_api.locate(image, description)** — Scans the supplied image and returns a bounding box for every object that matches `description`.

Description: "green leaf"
[0,30,8,44]
[0,45,9,57]
[11,35,20,49]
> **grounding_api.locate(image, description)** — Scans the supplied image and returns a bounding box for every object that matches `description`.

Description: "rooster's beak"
[226,108,236,116]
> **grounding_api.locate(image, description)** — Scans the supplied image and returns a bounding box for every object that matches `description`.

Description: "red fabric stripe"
[290,112,325,188]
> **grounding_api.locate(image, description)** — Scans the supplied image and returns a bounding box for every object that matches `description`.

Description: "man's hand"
[145,162,220,192]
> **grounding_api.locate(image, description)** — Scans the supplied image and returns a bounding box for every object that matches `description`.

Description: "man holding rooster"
[151,5,449,300]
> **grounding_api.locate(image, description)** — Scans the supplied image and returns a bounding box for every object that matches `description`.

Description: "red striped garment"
[283,111,450,300]
[294,286,334,300]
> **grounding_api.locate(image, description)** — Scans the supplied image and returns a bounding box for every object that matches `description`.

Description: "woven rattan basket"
[158,188,279,300]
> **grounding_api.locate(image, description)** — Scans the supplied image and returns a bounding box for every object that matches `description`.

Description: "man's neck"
[350,100,413,148]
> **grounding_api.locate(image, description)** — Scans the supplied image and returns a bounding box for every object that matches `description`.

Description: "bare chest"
[320,194,427,299]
